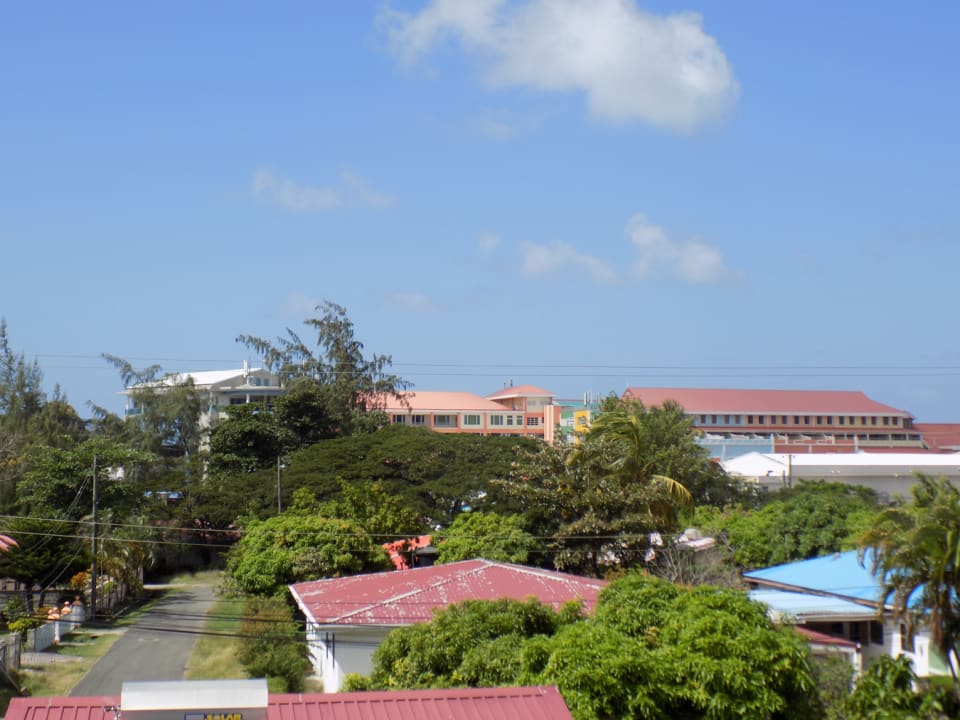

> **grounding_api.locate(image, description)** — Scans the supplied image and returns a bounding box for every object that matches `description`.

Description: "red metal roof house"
[289,559,606,692]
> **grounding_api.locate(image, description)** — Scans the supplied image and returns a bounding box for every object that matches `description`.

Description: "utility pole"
[277,456,283,514]
[90,454,98,621]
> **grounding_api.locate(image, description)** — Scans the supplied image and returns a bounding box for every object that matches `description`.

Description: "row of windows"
[391,413,539,428]
[697,414,902,428]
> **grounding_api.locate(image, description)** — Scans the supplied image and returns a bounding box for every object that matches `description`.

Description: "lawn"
[183,595,247,680]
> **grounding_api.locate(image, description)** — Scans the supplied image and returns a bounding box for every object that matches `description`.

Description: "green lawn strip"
[184,595,247,680]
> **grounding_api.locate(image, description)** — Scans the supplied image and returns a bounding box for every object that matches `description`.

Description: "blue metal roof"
[750,589,876,620]
[743,550,883,605]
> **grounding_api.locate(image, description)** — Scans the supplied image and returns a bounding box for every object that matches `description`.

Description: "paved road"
[70,583,217,696]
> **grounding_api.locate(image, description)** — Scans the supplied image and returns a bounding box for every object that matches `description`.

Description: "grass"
[18,627,125,697]
[183,594,247,680]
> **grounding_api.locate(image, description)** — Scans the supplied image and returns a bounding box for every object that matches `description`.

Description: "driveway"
[70,583,217,696]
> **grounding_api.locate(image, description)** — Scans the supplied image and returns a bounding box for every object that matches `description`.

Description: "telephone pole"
[90,454,98,621]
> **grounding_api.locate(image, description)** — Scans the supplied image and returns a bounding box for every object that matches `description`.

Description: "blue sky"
[2,1,958,420]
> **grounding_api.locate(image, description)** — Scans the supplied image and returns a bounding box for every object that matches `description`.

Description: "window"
[816,416,823,425]
[804,416,811,425]
[230,397,246,405]
[781,416,788,424]
[793,416,800,425]
[464,414,481,426]
[839,416,845,426]
[434,415,456,428]
[392,414,406,424]
[490,415,504,426]
[411,415,426,426]
[527,417,540,426]
[870,621,884,645]
[711,415,718,424]
[506,415,514,426]
[826,416,833,425]
[747,415,754,424]
[724,415,731,424]
[871,417,878,426]
[883,416,890,426]
[516,415,523,425]
[699,415,707,424]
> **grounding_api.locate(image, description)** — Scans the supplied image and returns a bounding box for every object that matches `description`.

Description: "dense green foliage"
[495,399,738,575]
[226,509,393,596]
[204,425,536,526]
[435,512,536,564]
[694,481,882,569]
[354,572,819,720]
[237,596,310,692]
[860,474,960,699]
[842,655,956,719]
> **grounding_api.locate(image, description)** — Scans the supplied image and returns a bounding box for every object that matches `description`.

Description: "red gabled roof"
[290,559,606,626]
[6,687,573,720]
[622,387,911,417]
[486,385,555,400]
[270,686,573,720]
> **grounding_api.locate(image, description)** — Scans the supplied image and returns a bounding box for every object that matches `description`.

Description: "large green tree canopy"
[352,573,818,720]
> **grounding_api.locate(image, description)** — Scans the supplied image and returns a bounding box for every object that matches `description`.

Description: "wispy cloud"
[384,292,439,313]
[477,231,500,254]
[520,241,618,285]
[626,214,737,285]
[380,0,738,132]
[251,169,396,212]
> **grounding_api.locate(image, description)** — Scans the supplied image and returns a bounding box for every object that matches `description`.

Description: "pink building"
[381,384,557,442]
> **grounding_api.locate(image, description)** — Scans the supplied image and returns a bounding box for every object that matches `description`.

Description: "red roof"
[916,423,960,452]
[0,534,18,552]
[269,686,572,720]
[7,687,573,720]
[794,626,858,649]
[383,535,433,570]
[623,387,911,416]
[290,559,606,626]
[486,384,555,400]
[379,391,509,412]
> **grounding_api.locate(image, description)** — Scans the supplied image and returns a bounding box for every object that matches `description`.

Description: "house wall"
[305,625,391,692]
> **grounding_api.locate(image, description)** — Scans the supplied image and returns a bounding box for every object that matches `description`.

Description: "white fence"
[25,604,87,652]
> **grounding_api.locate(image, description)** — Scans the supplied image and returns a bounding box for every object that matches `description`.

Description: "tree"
[237,301,410,441]
[207,403,289,474]
[355,572,820,720]
[695,481,882,569]
[496,408,697,575]
[859,474,960,698]
[0,517,88,612]
[226,511,393,596]
[101,354,204,458]
[842,655,954,720]
[435,512,536,565]
[318,479,423,540]
[238,596,310,692]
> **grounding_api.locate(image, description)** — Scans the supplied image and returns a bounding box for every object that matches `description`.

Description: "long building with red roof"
[622,387,924,454]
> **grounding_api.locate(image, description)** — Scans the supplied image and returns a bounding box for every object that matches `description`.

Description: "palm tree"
[859,474,960,698]
[576,399,694,518]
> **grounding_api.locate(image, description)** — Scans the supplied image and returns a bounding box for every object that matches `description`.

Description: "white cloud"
[626,213,736,285]
[477,231,500,254]
[385,292,439,313]
[251,169,395,212]
[520,241,618,284]
[380,0,738,132]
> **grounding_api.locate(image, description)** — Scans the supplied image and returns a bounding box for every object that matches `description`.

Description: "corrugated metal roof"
[622,387,911,416]
[794,626,858,648]
[269,687,572,720]
[290,559,606,626]
[7,687,573,720]
[750,589,877,620]
[744,551,882,605]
